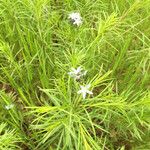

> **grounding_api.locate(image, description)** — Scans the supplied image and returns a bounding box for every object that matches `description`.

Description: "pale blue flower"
[68,66,87,79]
[5,104,14,110]
[68,12,82,26]
[77,84,93,99]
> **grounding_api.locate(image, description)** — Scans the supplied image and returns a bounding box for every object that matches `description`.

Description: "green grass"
[0,0,150,149]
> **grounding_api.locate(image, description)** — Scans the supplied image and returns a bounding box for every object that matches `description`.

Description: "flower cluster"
[68,13,92,99]
[68,12,82,26]
[68,66,93,99]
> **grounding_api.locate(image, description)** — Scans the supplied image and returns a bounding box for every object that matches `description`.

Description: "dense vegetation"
[0,0,150,149]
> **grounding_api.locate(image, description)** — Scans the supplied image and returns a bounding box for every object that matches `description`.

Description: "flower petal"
[77,90,82,94]
[82,92,86,99]
[86,84,91,89]
[87,90,93,95]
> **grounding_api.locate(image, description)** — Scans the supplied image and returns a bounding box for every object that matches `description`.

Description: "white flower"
[68,12,82,26]
[77,84,93,99]
[5,104,14,110]
[68,66,87,79]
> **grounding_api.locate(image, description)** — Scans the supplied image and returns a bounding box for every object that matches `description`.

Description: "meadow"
[0,0,150,149]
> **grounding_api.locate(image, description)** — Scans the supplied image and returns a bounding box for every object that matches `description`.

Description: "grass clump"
[0,0,150,149]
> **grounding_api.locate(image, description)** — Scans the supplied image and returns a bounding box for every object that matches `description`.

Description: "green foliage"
[0,0,150,149]
[0,123,21,150]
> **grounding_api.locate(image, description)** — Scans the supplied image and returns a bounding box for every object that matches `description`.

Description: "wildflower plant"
[0,0,150,149]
